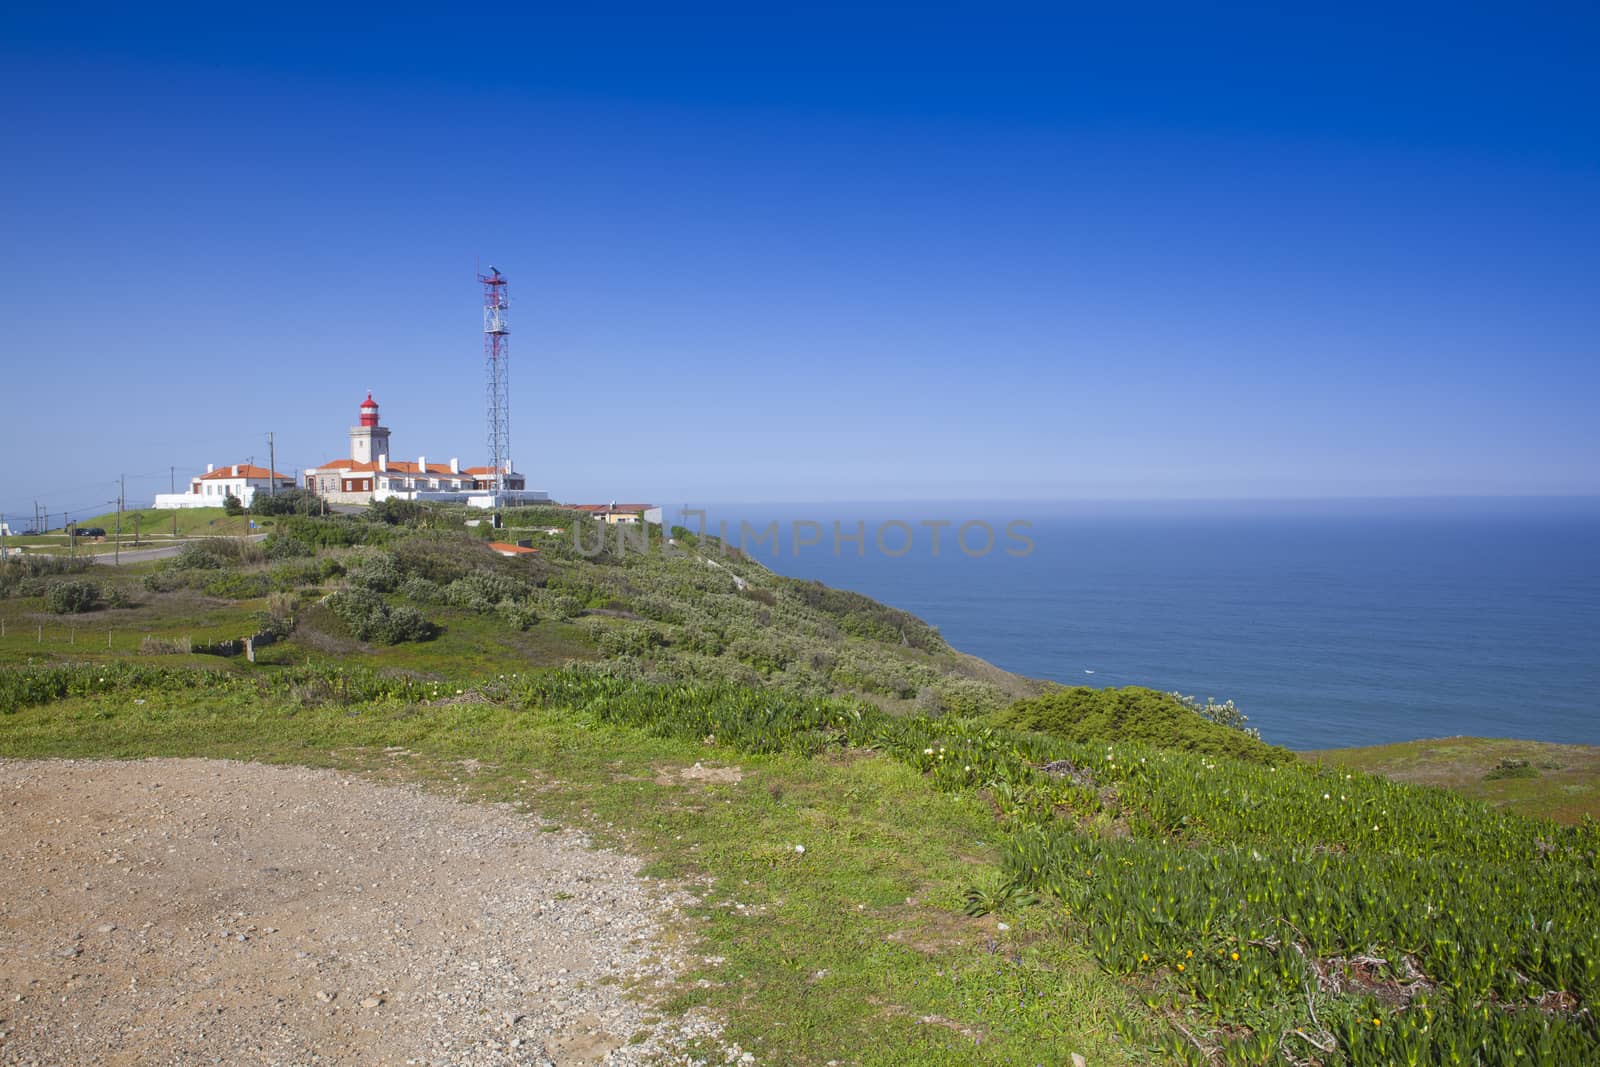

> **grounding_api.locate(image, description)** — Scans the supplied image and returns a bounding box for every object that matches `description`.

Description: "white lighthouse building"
[349,392,391,465]
[304,394,546,508]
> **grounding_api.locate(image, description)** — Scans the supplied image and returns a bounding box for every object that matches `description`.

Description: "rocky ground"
[0,759,728,1066]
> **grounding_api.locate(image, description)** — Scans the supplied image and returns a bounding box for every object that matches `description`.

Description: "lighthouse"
[349,392,391,465]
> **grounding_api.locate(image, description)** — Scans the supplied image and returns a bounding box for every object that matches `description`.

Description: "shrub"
[633,595,685,625]
[1170,692,1260,739]
[0,554,92,598]
[269,559,322,591]
[496,600,539,631]
[104,585,133,609]
[445,570,526,612]
[143,568,198,593]
[263,532,312,559]
[345,550,401,593]
[44,579,100,614]
[168,537,263,571]
[398,575,443,603]
[325,588,436,644]
[368,498,428,525]
[274,516,388,549]
[172,542,224,570]
[222,493,244,516]
[202,571,272,599]
[391,536,483,584]
[250,488,319,517]
[993,686,1294,764]
[781,578,945,651]
[934,676,1009,719]
[598,623,667,657]
[549,594,583,621]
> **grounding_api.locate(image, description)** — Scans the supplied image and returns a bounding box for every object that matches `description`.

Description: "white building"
[153,464,296,509]
[304,394,548,509]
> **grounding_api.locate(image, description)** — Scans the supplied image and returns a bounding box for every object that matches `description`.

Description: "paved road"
[89,533,269,566]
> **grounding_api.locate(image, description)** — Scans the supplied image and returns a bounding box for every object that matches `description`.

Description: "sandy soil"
[0,759,724,1066]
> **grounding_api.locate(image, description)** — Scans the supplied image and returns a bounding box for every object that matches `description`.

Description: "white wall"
[153,484,280,509]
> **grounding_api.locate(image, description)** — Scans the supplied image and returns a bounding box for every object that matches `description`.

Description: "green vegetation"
[1310,737,1600,824]
[3,502,1596,1064]
[1,661,1595,1063]
[0,554,94,598]
[995,686,1295,764]
[43,578,100,614]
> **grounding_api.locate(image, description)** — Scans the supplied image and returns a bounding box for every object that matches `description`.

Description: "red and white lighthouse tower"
[349,392,391,465]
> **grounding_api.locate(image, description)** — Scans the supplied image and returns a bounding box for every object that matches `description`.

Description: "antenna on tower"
[479,266,512,501]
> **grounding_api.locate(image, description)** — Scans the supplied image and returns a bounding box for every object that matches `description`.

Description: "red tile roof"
[567,503,653,513]
[487,541,539,556]
[198,464,293,481]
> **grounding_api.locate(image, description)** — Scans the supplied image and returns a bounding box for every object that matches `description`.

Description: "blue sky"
[2,6,1597,520]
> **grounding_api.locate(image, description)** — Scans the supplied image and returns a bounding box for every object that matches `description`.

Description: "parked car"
[76,526,106,539]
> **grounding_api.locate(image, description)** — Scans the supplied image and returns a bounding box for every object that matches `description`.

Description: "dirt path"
[0,759,724,1066]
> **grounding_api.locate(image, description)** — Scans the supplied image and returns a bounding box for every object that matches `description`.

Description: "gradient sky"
[2,6,1597,521]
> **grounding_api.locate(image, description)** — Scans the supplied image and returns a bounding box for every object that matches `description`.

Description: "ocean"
[698,500,1600,751]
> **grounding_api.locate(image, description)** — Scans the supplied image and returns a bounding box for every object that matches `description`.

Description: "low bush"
[273,516,390,549]
[250,488,319,517]
[0,554,93,598]
[269,559,322,591]
[345,550,401,593]
[496,600,539,631]
[325,588,436,644]
[44,578,100,614]
[993,686,1294,764]
[170,537,264,571]
[262,532,312,559]
[398,575,442,603]
[444,570,527,613]
[202,571,272,600]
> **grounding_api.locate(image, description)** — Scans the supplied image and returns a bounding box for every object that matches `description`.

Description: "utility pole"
[267,432,277,497]
[171,467,178,537]
[115,475,124,565]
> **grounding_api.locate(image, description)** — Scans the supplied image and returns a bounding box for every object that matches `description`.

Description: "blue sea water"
[700,500,1600,751]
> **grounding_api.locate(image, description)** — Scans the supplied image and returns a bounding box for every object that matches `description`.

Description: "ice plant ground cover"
[2,662,1595,1064]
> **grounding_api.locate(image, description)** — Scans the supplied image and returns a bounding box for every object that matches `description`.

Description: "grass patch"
[1308,736,1600,823]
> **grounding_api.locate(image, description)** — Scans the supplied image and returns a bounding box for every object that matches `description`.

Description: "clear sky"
[2,6,1597,521]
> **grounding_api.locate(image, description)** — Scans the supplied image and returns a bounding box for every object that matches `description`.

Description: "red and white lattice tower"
[479,266,511,496]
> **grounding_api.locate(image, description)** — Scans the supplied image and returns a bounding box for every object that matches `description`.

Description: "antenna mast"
[479,266,511,498]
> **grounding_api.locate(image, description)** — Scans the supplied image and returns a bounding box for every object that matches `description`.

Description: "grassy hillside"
[3,504,1596,1063]
[1,507,1041,712]
[1309,736,1600,824]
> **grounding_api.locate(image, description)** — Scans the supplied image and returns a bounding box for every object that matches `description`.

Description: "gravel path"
[0,759,727,1066]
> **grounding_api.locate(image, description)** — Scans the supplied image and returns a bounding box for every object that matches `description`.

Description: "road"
[88,533,269,566]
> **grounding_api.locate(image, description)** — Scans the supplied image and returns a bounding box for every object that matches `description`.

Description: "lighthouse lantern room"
[349,392,391,465]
